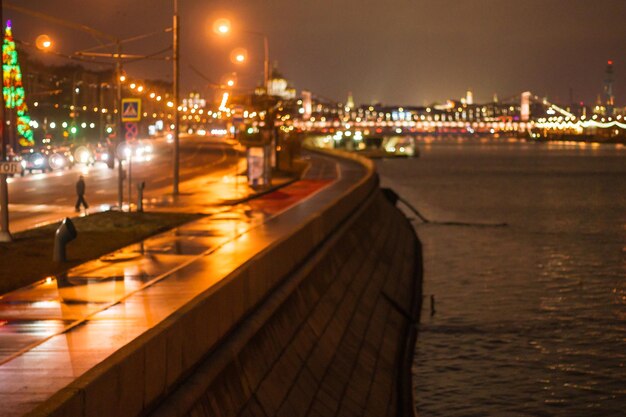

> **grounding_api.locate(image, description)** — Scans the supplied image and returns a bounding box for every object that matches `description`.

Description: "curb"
[221,175,300,206]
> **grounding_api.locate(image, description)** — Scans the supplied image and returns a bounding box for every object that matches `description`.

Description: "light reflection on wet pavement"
[0,153,343,415]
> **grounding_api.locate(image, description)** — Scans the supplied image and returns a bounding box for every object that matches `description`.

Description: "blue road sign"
[121,99,141,122]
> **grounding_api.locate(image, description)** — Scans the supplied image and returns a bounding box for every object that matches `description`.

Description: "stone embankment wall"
[31,151,422,417]
[150,156,423,417]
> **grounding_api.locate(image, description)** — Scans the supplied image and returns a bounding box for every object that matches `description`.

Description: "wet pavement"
[0,152,363,416]
[7,135,244,233]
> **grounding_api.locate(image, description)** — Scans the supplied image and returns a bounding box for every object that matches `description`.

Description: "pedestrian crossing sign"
[121,98,142,122]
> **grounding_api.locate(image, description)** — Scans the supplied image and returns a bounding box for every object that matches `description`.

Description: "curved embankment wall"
[31,150,422,417]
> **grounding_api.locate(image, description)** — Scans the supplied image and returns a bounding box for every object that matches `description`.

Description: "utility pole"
[0,0,12,242]
[172,0,180,195]
[115,42,124,209]
[263,35,269,91]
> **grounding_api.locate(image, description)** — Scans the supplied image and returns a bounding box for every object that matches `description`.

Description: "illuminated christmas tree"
[3,20,33,147]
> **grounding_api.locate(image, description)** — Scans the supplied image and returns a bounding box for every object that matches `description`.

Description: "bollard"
[137,181,145,212]
[53,217,77,262]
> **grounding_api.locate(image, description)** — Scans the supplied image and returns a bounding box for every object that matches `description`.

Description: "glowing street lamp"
[214,19,269,90]
[35,34,52,51]
[221,73,237,89]
[213,18,231,35]
[230,47,247,64]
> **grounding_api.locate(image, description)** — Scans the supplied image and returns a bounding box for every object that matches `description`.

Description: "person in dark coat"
[75,175,89,212]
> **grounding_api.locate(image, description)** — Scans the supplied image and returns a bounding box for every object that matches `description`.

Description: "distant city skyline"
[5,0,626,106]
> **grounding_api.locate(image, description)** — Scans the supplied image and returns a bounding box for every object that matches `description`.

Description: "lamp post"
[172,0,180,195]
[0,0,12,242]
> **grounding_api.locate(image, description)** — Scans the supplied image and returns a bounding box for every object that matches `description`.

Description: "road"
[5,135,243,231]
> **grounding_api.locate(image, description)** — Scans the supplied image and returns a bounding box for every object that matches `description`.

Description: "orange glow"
[219,92,229,110]
[35,34,52,51]
[230,47,248,64]
[213,18,231,35]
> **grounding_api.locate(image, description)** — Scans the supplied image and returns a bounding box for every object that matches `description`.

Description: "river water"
[375,138,626,417]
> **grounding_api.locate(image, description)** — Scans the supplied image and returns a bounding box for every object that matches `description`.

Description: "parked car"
[20,150,52,175]
[92,143,112,165]
[73,145,95,166]
[47,146,75,170]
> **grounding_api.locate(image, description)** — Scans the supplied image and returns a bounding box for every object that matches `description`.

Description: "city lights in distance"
[219,92,229,111]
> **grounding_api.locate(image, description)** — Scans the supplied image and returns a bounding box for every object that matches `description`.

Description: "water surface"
[376,139,626,416]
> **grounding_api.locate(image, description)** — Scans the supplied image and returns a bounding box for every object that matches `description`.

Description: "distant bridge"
[291,91,626,137]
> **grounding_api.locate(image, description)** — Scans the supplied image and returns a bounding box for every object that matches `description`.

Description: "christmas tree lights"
[3,20,34,147]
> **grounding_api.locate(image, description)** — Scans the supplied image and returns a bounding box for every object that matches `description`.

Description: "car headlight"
[34,158,44,166]
[102,153,109,161]
[74,146,92,164]
[49,154,65,169]
[21,160,26,168]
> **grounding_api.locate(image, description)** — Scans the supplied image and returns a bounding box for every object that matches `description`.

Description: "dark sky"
[6,0,626,106]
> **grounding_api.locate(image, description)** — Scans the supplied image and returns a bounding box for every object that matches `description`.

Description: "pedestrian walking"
[75,175,89,212]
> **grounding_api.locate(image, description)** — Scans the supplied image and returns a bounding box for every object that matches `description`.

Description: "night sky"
[6,0,626,106]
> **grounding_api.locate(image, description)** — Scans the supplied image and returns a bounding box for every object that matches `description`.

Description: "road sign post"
[0,162,20,175]
[121,98,141,122]
[123,122,138,212]
[124,122,138,141]
[120,99,141,211]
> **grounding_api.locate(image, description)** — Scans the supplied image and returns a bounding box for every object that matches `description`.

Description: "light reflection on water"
[377,138,626,416]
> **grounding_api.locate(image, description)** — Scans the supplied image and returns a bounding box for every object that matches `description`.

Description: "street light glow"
[35,34,52,51]
[230,47,248,64]
[214,18,231,35]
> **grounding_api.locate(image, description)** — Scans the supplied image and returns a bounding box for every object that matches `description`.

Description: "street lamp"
[213,18,231,35]
[220,73,237,89]
[35,34,52,51]
[230,47,247,64]
[172,0,180,195]
[215,19,270,90]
